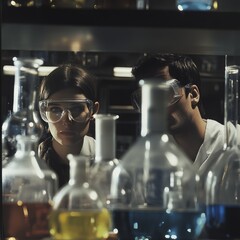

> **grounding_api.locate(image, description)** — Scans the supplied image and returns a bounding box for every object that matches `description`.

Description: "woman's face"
[47,88,94,147]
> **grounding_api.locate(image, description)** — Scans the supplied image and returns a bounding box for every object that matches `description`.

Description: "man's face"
[155,67,193,134]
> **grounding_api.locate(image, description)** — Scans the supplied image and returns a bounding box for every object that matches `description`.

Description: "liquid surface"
[205,204,240,239]
[3,202,52,240]
[112,208,206,240]
[49,208,111,240]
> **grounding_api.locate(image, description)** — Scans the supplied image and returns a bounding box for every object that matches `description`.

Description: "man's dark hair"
[131,53,205,116]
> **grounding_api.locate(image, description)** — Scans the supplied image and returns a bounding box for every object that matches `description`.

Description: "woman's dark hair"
[38,64,97,102]
[131,53,205,116]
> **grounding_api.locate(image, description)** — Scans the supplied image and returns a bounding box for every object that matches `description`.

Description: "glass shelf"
[2,7,240,54]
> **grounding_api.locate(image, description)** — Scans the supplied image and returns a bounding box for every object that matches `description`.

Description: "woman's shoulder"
[81,135,96,157]
[38,137,52,159]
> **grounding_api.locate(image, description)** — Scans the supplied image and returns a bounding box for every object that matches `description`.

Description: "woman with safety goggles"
[38,64,99,188]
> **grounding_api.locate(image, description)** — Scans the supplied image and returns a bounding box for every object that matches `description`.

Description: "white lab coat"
[194,119,240,170]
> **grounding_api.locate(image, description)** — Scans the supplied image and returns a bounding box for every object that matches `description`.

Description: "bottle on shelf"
[49,0,89,8]
[89,114,119,239]
[203,63,240,239]
[49,154,111,240]
[109,79,206,240]
[7,0,46,7]
[2,57,58,240]
[176,0,213,11]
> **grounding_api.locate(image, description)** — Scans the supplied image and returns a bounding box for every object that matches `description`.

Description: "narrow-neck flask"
[49,154,111,240]
[110,79,206,240]
[2,57,43,163]
[204,64,240,239]
[2,57,58,240]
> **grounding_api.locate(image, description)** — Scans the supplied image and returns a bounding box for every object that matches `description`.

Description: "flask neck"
[13,58,43,114]
[5,58,44,139]
[140,81,168,136]
[68,155,90,185]
[224,64,239,149]
[15,135,38,157]
[94,114,119,162]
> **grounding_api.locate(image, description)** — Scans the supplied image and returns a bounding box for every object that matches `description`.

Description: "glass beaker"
[204,64,240,239]
[109,79,206,240]
[49,154,111,240]
[2,57,58,240]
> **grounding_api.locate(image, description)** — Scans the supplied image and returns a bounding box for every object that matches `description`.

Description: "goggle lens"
[39,100,93,123]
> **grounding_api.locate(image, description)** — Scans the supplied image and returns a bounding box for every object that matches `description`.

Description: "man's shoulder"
[205,119,224,137]
[206,119,224,128]
[206,119,240,145]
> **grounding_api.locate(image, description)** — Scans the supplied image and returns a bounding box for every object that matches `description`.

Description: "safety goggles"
[167,79,191,105]
[39,99,93,123]
[131,79,191,112]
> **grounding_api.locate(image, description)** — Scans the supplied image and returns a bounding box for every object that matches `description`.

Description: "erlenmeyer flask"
[110,79,206,240]
[49,154,111,240]
[2,57,58,240]
[204,64,240,239]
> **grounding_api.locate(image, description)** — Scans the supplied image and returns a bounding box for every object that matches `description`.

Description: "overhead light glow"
[3,65,57,77]
[113,67,133,78]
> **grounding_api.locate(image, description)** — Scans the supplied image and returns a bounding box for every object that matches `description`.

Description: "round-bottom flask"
[110,79,206,240]
[2,136,58,240]
[49,154,111,240]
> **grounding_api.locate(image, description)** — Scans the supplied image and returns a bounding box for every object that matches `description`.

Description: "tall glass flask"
[2,57,43,162]
[89,114,119,239]
[204,64,240,239]
[49,154,111,240]
[2,57,58,240]
[90,114,119,205]
[110,79,206,240]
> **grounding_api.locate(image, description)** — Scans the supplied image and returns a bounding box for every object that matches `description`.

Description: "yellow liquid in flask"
[49,208,111,240]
